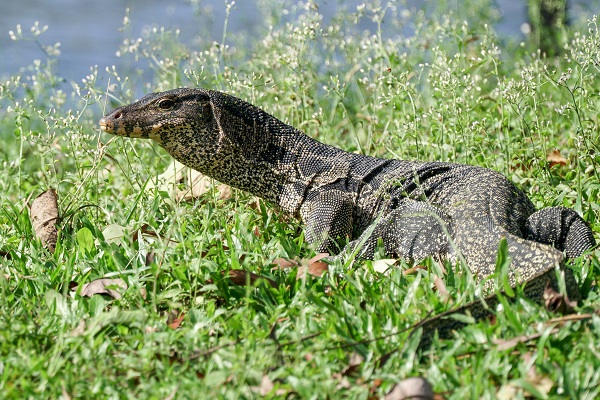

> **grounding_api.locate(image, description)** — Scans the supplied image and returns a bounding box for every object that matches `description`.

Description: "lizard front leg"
[299,189,356,254]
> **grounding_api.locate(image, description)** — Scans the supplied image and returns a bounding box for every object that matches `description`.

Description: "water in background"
[0,0,596,84]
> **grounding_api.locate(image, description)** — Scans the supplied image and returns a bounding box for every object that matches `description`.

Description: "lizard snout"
[99,115,114,133]
[99,110,123,134]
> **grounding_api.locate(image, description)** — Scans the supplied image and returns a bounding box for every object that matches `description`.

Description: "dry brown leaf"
[547,149,568,168]
[308,252,330,265]
[522,352,554,396]
[149,161,231,202]
[433,275,450,301]
[295,253,330,280]
[61,383,72,400]
[307,260,329,276]
[164,387,178,400]
[78,278,128,299]
[30,189,59,252]
[307,253,330,276]
[177,166,231,201]
[257,375,274,396]
[402,265,428,275]
[222,270,278,288]
[271,258,300,270]
[340,352,364,377]
[497,383,518,400]
[543,286,577,313]
[69,320,87,337]
[385,377,435,400]
[168,313,186,330]
[492,328,560,351]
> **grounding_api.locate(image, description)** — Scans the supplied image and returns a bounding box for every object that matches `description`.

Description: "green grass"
[1,0,599,398]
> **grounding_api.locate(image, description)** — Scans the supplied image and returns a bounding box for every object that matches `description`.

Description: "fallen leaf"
[30,189,59,252]
[543,285,577,313]
[168,313,186,330]
[307,260,329,277]
[271,258,300,270]
[147,161,231,202]
[308,253,330,265]
[402,265,428,275]
[145,250,155,266]
[69,320,87,336]
[433,275,450,301]
[522,352,554,396]
[492,328,560,351]
[385,377,435,400]
[341,352,364,377]
[497,383,518,400]
[61,383,72,400]
[372,259,397,274]
[257,375,274,396]
[164,387,178,400]
[547,149,568,168]
[78,278,128,299]
[222,270,278,288]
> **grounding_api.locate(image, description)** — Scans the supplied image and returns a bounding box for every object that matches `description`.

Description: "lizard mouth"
[99,116,114,133]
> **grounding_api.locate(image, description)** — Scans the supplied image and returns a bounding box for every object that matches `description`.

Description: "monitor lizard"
[100,88,596,345]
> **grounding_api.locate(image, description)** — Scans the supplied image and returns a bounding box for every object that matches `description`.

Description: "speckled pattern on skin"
[100,87,596,342]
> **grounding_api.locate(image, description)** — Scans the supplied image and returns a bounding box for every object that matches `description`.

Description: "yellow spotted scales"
[100,88,596,346]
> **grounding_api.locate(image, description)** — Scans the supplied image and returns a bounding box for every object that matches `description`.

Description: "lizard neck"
[209,120,351,214]
[159,97,352,213]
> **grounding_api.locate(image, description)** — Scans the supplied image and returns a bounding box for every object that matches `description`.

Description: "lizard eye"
[158,98,175,110]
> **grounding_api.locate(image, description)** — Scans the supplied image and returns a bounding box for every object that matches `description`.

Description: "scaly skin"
[100,88,596,345]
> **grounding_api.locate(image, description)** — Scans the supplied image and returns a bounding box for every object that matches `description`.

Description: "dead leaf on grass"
[340,352,364,377]
[372,259,397,274]
[69,320,87,337]
[402,265,428,275]
[164,386,178,400]
[168,313,186,330]
[297,254,330,280]
[522,352,554,396]
[385,377,435,400]
[77,278,128,299]
[547,149,568,168]
[30,189,59,252]
[543,285,577,313]
[221,269,278,288]
[271,258,300,270]
[492,328,560,351]
[433,275,450,301]
[256,375,275,396]
[149,160,231,202]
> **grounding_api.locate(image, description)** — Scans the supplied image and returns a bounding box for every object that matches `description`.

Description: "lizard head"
[100,88,227,171]
[99,88,216,141]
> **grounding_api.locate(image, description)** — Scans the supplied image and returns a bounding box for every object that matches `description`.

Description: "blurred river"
[0,0,596,84]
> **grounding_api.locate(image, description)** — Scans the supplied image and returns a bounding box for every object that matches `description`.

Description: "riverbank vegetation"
[1,0,599,398]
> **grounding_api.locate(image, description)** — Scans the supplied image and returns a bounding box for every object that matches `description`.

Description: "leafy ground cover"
[1,1,599,398]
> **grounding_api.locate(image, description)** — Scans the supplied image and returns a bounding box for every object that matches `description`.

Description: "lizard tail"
[525,206,596,258]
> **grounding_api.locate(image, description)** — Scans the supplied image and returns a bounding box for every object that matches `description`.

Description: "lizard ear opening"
[207,93,226,147]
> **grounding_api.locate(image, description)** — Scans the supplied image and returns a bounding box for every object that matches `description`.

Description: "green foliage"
[0,1,599,398]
